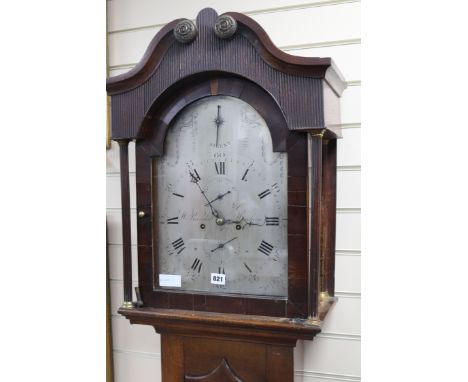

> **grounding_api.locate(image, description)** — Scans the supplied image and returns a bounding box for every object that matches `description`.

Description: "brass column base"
[319,291,330,302]
[121,301,134,309]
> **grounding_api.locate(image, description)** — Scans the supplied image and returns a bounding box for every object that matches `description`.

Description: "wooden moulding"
[116,139,133,304]
[106,10,345,96]
[106,8,347,141]
[307,132,323,319]
[320,139,337,296]
[118,296,336,345]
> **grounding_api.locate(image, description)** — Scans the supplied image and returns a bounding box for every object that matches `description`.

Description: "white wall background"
[106,1,361,381]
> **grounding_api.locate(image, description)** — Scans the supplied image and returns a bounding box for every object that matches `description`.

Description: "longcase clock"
[107,8,346,382]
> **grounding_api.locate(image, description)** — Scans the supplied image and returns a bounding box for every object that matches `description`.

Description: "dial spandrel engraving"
[154,96,288,297]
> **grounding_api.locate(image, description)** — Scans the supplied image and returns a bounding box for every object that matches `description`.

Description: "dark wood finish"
[107,9,344,320]
[107,8,346,141]
[119,307,329,343]
[184,339,261,382]
[138,74,289,153]
[116,139,132,303]
[106,10,344,96]
[321,139,337,296]
[161,334,184,381]
[119,305,335,381]
[266,346,294,382]
[132,75,308,318]
[185,358,243,382]
[307,132,324,319]
[106,224,114,382]
[162,335,293,382]
[106,19,181,95]
[108,7,346,381]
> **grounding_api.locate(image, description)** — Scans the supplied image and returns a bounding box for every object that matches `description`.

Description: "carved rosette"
[214,15,237,39]
[174,19,198,43]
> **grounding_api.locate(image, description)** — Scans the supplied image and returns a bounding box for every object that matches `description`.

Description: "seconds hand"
[215,105,223,147]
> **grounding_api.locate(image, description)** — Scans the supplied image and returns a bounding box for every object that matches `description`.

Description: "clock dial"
[154,95,288,297]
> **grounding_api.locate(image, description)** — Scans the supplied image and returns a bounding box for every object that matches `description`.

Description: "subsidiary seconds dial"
[154,95,288,298]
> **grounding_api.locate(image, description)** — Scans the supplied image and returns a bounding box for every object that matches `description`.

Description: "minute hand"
[189,171,220,218]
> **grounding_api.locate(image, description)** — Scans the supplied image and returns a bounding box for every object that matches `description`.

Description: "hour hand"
[211,236,238,252]
[224,216,264,228]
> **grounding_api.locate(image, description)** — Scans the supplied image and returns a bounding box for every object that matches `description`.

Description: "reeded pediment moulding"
[107,7,346,150]
[106,8,345,96]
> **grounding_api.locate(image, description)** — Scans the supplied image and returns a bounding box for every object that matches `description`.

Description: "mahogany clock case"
[138,73,310,318]
[107,8,345,320]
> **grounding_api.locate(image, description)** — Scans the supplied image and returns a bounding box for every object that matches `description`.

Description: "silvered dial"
[154,95,288,297]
